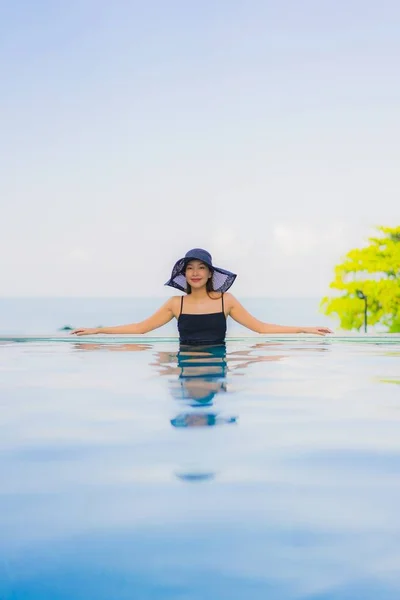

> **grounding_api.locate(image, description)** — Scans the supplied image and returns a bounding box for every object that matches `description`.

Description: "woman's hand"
[301,326,333,336]
[71,328,101,336]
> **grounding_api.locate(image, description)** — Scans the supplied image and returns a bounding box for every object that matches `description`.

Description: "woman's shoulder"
[168,295,185,309]
[209,291,238,311]
[209,291,236,300]
[163,295,184,318]
[221,292,237,305]
[168,295,184,304]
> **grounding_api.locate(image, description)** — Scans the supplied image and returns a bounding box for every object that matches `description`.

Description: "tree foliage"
[321,226,400,332]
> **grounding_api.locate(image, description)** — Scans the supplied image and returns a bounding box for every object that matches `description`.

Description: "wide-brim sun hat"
[165,248,237,293]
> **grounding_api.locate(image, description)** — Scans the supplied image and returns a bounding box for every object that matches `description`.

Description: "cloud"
[272,222,350,258]
[66,248,92,264]
[210,225,258,261]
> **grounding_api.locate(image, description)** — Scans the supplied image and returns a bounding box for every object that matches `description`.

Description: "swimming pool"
[1,335,400,599]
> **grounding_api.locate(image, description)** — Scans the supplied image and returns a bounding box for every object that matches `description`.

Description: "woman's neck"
[187,288,209,301]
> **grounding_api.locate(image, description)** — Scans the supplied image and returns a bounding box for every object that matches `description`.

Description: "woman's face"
[185,260,211,289]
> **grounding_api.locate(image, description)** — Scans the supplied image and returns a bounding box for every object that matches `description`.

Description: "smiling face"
[185,260,212,290]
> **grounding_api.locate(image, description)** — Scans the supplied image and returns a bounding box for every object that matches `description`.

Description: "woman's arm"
[71,298,176,336]
[225,294,332,336]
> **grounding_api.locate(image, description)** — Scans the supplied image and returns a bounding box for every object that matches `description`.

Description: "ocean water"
[0,297,334,335]
[1,298,399,599]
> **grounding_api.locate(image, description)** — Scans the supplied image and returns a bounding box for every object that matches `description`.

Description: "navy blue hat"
[165,248,237,293]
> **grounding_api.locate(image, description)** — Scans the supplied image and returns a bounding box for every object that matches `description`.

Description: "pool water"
[1,336,400,599]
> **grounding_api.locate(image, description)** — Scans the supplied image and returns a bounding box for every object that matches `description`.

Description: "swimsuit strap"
[180,294,224,316]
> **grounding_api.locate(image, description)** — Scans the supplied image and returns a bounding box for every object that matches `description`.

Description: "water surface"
[1,336,400,599]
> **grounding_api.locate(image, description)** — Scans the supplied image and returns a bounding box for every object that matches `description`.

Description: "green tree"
[321,226,400,332]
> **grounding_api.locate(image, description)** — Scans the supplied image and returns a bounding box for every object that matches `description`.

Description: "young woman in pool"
[72,248,333,341]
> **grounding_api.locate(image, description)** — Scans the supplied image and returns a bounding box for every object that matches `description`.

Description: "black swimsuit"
[178,294,227,346]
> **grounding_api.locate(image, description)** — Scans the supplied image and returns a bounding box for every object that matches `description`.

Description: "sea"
[0,296,335,335]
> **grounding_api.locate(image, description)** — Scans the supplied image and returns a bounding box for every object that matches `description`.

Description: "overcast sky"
[1,0,398,297]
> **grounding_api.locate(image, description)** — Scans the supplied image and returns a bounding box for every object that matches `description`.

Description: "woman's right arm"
[71,298,176,336]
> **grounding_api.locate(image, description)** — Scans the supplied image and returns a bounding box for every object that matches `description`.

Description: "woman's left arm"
[225,294,333,336]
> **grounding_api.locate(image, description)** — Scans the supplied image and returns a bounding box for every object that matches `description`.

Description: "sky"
[0,0,399,297]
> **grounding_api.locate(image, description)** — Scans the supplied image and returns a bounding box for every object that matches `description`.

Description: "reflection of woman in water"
[72,248,332,340]
[168,344,236,428]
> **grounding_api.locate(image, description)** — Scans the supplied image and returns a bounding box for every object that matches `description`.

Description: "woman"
[72,248,333,340]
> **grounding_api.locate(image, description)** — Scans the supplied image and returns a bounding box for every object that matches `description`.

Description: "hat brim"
[165,258,237,293]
